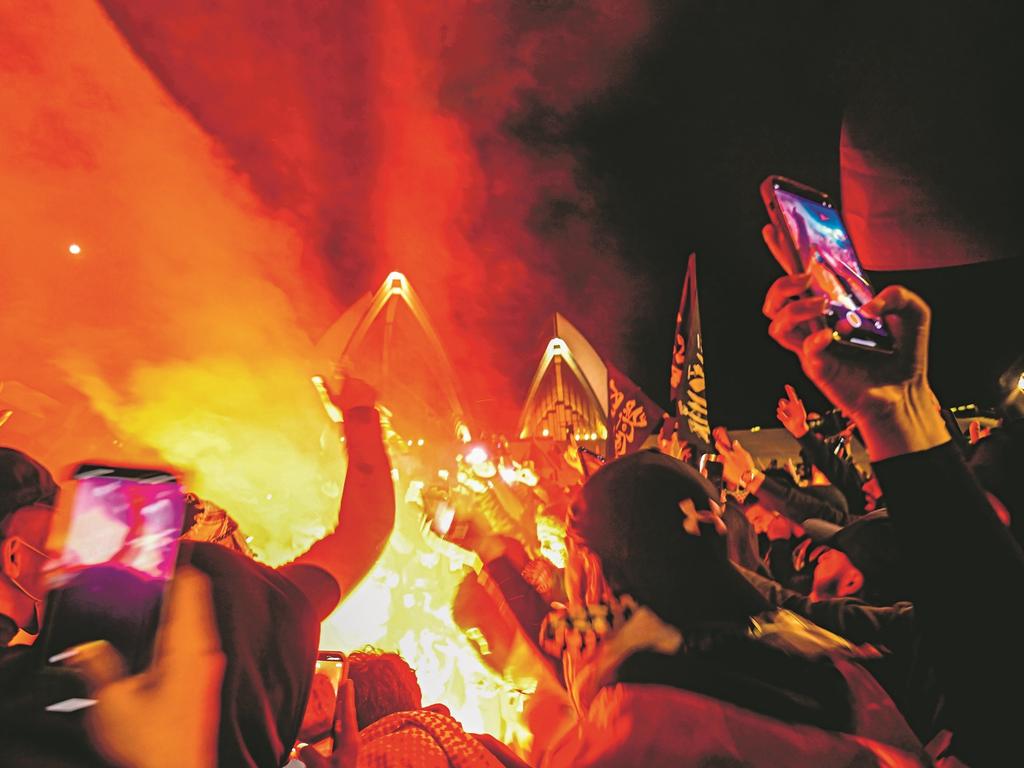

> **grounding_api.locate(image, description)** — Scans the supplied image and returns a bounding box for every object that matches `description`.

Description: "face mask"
[3,535,52,603]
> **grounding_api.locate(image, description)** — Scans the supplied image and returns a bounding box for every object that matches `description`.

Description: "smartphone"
[421,484,456,537]
[39,464,185,676]
[699,453,724,488]
[297,651,350,755]
[761,175,893,353]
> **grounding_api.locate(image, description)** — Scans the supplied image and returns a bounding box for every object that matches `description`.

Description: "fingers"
[768,296,828,352]
[762,273,813,318]
[761,224,792,272]
[803,328,835,357]
[784,384,799,403]
[298,746,329,768]
[63,640,127,691]
[333,679,360,761]
[861,284,932,356]
[860,284,930,325]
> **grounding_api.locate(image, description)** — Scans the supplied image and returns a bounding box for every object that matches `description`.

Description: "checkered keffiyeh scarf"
[357,709,503,768]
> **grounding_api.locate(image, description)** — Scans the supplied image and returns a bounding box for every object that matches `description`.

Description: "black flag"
[666,253,711,461]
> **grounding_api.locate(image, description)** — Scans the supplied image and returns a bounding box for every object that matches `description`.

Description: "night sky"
[567,1,1021,429]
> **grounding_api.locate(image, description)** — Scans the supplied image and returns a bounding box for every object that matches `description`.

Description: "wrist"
[341,405,379,424]
[852,382,949,461]
[791,422,809,439]
[741,468,765,495]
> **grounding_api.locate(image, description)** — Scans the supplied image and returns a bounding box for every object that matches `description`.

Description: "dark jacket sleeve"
[480,555,555,661]
[873,441,1024,767]
[754,477,849,525]
[739,566,916,648]
[797,431,868,515]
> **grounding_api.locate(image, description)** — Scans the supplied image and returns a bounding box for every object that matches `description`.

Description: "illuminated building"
[518,313,609,454]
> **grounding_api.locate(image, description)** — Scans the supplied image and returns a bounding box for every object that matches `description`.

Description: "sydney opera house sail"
[315,272,469,443]
[518,313,608,454]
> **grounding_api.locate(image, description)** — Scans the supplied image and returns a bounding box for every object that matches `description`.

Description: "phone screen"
[298,651,349,753]
[40,464,184,674]
[773,186,893,352]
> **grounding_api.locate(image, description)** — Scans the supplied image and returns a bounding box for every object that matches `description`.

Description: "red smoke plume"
[97,0,651,426]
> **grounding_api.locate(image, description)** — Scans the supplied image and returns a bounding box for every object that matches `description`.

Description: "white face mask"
[3,535,52,603]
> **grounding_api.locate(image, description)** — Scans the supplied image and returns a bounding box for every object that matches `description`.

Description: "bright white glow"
[498,465,517,485]
[386,270,408,296]
[68,243,81,255]
[465,446,488,466]
[1017,372,1024,393]
[541,428,550,437]
[417,438,425,447]
[431,502,455,536]
[544,337,567,358]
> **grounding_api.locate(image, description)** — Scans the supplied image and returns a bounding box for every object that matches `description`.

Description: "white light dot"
[68,243,81,255]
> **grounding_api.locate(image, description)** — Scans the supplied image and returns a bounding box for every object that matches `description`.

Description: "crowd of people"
[2,218,1021,767]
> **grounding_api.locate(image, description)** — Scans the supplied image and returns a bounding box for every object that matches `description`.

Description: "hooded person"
[541,450,925,767]
[802,512,910,605]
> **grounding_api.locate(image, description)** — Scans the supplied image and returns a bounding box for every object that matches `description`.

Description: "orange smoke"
[0,0,341,563]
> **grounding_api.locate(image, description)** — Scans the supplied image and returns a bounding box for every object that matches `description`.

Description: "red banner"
[606,364,666,460]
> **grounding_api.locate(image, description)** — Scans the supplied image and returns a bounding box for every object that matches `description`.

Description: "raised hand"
[762,275,947,461]
[324,376,378,412]
[713,426,757,489]
[299,679,360,768]
[776,384,809,438]
[77,569,225,768]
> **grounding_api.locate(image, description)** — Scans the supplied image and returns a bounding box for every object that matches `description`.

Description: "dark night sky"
[567,0,1021,429]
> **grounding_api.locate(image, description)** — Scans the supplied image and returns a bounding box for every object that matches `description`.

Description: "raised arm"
[762,258,1024,766]
[714,426,848,525]
[778,385,868,514]
[283,379,395,615]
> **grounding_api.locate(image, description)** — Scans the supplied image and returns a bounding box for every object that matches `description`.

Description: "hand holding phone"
[760,176,893,354]
[40,464,186,675]
[298,651,350,752]
[298,679,360,768]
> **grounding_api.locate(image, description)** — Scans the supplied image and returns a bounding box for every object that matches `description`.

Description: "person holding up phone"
[761,254,1024,765]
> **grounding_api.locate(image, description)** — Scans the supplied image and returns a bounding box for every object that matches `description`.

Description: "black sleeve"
[797,431,867,515]
[480,555,556,667]
[754,476,849,525]
[740,566,916,648]
[873,442,1024,766]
